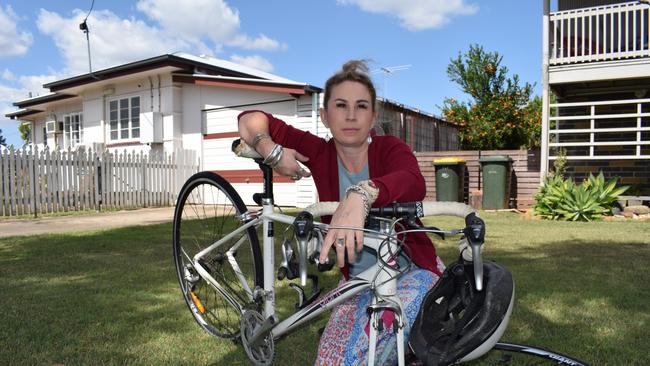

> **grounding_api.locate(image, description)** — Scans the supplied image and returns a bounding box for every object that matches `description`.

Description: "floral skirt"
[314,256,445,366]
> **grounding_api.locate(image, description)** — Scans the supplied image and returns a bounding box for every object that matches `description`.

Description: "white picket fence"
[0,146,199,217]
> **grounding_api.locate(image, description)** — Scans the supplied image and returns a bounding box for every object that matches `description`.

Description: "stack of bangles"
[263,143,283,167]
[345,180,379,217]
[251,133,283,168]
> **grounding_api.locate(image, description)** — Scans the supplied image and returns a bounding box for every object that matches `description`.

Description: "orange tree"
[442,44,541,150]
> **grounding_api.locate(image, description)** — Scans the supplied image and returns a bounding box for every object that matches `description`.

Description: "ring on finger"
[336,238,345,248]
[290,174,301,180]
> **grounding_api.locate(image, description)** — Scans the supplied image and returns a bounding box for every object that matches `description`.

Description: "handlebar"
[301,201,486,291]
[304,201,476,219]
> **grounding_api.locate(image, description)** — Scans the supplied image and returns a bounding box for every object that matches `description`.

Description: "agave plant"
[583,172,629,207]
[533,172,628,222]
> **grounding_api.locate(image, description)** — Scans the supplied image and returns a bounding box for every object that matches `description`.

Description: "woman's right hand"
[255,137,311,179]
[277,147,311,179]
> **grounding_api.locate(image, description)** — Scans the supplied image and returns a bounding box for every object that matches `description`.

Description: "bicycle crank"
[240,310,275,366]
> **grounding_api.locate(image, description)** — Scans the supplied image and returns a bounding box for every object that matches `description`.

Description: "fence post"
[30,145,38,218]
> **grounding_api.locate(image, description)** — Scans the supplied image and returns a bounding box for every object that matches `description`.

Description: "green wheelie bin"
[433,158,466,202]
[479,155,512,209]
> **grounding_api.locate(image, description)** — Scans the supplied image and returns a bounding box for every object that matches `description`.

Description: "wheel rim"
[173,175,261,338]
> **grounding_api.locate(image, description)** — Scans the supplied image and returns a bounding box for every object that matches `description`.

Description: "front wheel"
[173,171,263,339]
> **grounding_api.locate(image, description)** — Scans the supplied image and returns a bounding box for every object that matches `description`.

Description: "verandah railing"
[0,146,198,217]
[549,97,650,160]
[550,1,650,65]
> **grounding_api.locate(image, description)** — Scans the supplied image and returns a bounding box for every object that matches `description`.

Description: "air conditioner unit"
[92,143,106,153]
[45,120,62,134]
[140,111,163,144]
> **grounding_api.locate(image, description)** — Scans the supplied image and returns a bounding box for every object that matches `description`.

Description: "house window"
[42,126,47,146]
[109,96,140,140]
[63,112,83,148]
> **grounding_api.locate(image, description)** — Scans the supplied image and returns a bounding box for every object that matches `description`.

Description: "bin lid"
[479,155,512,163]
[433,157,465,165]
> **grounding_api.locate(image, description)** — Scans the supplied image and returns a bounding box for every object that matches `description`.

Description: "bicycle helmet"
[409,260,515,366]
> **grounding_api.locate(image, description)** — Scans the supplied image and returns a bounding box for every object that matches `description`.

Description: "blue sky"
[0,0,544,146]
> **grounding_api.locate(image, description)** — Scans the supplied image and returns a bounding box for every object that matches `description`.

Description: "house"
[541,0,650,195]
[6,53,458,207]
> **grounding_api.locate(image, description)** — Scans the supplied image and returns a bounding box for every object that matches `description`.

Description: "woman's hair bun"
[340,60,370,76]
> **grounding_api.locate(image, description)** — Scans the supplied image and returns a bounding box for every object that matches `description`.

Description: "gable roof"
[43,52,319,93]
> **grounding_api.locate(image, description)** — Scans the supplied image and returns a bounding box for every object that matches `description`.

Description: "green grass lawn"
[0,212,648,365]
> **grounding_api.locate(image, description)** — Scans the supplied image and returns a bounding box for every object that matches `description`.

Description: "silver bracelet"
[263,144,283,167]
[345,184,371,217]
[251,133,271,147]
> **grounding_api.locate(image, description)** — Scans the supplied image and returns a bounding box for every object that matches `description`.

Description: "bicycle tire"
[173,171,263,339]
[470,342,590,366]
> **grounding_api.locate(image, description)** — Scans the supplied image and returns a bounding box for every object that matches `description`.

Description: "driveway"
[0,207,175,238]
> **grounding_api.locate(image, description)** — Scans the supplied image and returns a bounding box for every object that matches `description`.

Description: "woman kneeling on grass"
[238,60,444,365]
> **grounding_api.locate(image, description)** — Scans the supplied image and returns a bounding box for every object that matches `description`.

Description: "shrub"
[533,172,628,222]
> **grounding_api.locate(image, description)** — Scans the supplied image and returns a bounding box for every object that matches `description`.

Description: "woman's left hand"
[319,193,366,268]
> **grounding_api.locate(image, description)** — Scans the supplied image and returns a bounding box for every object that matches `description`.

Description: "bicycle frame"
[191,198,410,365]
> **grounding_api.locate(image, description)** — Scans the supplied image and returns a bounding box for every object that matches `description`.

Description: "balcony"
[549,1,650,65]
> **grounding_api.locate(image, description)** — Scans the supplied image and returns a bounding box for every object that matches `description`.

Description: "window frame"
[63,112,83,149]
[108,95,141,142]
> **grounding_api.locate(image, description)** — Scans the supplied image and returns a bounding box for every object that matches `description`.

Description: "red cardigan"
[239,111,441,277]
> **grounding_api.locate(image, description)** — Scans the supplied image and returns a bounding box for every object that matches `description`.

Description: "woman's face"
[320,80,376,148]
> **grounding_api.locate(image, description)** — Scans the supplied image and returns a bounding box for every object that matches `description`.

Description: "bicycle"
[172,139,591,366]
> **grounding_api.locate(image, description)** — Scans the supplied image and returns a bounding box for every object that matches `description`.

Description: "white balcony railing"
[549,98,650,160]
[550,1,650,65]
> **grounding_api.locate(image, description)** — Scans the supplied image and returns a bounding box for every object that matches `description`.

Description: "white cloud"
[230,55,274,73]
[228,34,287,51]
[0,83,26,106]
[37,9,194,76]
[137,0,240,42]
[0,5,33,57]
[18,74,59,96]
[338,0,478,30]
[2,69,15,81]
[0,82,29,146]
[136,0,285,51]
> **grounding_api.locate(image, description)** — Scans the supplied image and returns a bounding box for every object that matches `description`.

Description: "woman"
[238,60,444,365]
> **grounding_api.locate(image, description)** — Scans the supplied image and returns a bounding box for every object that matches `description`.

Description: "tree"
[0,128,6,146]
[442,44,541,150]
[18,123,31,144]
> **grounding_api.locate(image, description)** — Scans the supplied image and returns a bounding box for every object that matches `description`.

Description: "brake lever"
[293,211,315,286]
[405,216,446,240]
[463,213,486,291]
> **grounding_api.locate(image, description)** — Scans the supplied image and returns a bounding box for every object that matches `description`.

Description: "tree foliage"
[18,123,31,143]
[0,128,6,146]
[442,44,541,150]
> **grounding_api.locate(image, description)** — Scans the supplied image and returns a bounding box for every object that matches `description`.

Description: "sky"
[0,0,545,146]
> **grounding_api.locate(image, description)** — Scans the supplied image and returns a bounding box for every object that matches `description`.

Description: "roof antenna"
[79,0,96,74]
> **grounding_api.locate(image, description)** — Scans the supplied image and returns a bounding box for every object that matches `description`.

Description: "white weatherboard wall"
[194,86,324,207]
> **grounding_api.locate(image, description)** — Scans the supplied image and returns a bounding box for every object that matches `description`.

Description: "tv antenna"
[79,0,96,73]
[373,64,411,99]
